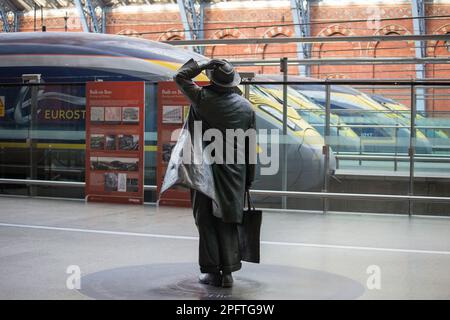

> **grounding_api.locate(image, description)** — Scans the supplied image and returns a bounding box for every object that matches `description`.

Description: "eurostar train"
[370,94,450,151]
[270,75,435,154]
[245,85,331,192]
[251,75,361,152]
[0,32,333,201]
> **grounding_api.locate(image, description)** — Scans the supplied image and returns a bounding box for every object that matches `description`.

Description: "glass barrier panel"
[413,85,450,215]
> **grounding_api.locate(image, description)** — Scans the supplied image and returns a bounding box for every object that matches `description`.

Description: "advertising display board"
[157,81,203,207]
[85,81,145,204]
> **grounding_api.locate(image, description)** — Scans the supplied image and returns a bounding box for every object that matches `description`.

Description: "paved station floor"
[0,195,449,300]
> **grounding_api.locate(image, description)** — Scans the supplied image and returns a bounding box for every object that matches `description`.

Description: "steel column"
[409,85,417,216]
[0,0,19,32]
[13,9,18,32]
[0,6,10,32]
[412,0,426,112]
[290,0,311,76]
[281,58,288,209]
[85,0,99,33]
[177,0,204,54]
[323,84,331,214]
[74,0,105,33]
[74,0,89,32]
[101,6,106,33]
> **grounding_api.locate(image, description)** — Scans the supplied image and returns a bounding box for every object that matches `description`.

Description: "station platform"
[0,195,449,300]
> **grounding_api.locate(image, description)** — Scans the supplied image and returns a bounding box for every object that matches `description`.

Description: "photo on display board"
[90,157,139,171]
[118,173,127,192]
[105,135,116,150]
[122,107,139,123]
[104,107,122,123]
[118,134,139,151]
[90,107,105,122]
[90,134,105,150]
[126,178,139,192]
[104,172,118,192]
[162,105,183,124]
[162,143,176,163]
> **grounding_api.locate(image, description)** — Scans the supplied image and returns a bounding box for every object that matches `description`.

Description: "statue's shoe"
[198,273,222,287]
[221,273,233,288]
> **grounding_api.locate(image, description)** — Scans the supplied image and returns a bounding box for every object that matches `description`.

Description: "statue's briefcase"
[238,190,262,263]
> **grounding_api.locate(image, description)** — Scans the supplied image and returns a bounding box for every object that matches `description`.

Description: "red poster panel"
[85,81,145,204]
[157,81,207,207]
[157,81,190,207]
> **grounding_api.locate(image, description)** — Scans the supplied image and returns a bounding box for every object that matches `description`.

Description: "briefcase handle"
[245,189,255,211]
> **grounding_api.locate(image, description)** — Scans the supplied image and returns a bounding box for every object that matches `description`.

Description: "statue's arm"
[173,58,204,105]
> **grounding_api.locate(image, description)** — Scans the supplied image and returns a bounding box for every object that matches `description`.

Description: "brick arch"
[311,24,362,57]
[206,27,250,59]
[325,73,349,79]
[367,24,414,56]
[255,26,293,55]
[157,29,185,42]
[311,25,361,79]
[211,27,245,40]
[426,24,450,113]
[254,27,297,74]
[116,29,142,38]
[427,23,450,57]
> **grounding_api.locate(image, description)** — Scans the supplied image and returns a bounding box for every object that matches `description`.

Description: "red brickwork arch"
[367,24,414,56]
[255,26,296,74]
[326,73,348,79]
[255,26,293,56]
[157,28,185,42]
[311,25,361,79]
[427,23,450,57]
[427,24,450,112]
[116,29,142,38]
[206,27,250,59]
[312,24,362,58]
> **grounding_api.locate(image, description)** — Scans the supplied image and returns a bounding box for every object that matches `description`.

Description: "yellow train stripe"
[144,146,158,152]
[0,142,29,148]
[147,59,209,81]
[36,143,85,150]
[257,144,263,154]
[38,144,158,151]
[1,142,158,152]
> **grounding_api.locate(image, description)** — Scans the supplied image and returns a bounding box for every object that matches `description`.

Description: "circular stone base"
[79,263,365,300]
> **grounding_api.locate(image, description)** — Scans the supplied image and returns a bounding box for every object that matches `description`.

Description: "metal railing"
[320,122,450,170]
[0,178,158,191]
[2,79,450,215]
[1,179,449,207]
[167,33,450,47]
[240,78,450,215]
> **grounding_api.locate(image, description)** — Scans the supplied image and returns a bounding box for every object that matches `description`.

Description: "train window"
[251,86,280,105]
[258,104,303,132]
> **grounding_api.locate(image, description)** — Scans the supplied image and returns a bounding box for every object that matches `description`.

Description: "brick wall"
[15,1,450,111]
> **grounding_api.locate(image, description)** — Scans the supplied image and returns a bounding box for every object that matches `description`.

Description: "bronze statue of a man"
[173,58,256,288]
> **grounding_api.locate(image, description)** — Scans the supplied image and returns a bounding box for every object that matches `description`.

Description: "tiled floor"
[0,196,449,299]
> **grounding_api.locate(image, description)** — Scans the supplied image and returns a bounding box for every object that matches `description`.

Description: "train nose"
[415,136,433,154]
[333,135,361,153]
[287,137,336,192]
